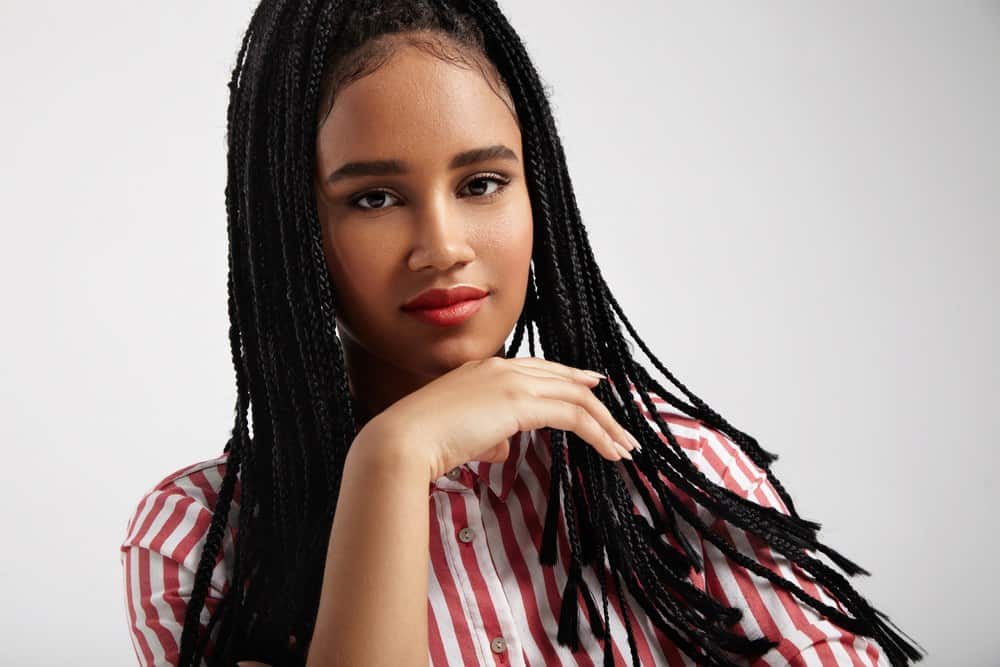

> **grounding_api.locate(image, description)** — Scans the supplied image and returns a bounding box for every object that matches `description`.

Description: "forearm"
[307,424,431,666]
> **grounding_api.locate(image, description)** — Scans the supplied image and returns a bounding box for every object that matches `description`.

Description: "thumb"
[483,438,511,463]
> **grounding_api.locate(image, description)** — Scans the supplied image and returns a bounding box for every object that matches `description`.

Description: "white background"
[1,1,996,664]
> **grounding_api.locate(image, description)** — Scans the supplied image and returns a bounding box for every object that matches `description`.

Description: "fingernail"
[582,370,606,379]
[615,442,633,460]
[625,431,643,452]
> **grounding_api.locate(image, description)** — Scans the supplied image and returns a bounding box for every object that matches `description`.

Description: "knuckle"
[481,356,505,371]
[572,382,591,400]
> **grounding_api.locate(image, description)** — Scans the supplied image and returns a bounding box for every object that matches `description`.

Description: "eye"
[350,189,400,211]
[459,173,511,200]
[347,173,512,212]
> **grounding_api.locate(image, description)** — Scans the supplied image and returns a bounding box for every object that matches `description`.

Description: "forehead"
[316,45,521,165]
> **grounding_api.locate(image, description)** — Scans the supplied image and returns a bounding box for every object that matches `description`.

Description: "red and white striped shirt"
[121,386,888,666]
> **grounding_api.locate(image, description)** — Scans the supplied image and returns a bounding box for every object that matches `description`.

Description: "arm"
[121,490,227,666]
[306,421,432,667]
[694,426,888,666]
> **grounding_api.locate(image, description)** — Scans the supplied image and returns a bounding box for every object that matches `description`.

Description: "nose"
[406,196,476,271]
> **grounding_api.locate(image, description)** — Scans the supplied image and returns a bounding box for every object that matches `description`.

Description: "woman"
[120,1,924,665]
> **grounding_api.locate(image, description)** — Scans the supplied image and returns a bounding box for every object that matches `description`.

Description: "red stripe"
[500,433,521,498]
[170,503,213,565]
[696,433,805,661]
[189,469,219,510]
[488,474,567,665]
[448,493,508,665]
[137,548,180,659]
[699,429,845,664]
[745,484,869,666]
[705,427,875,664]
[149,496,195,554]
[633,490,701,664]
[161,556,189,626]
[122,420,881,667]
[428,494,481,664]
[519,435,603,666]
[427,597,448,666]
[131,491,169,547]
[123,548,156,666]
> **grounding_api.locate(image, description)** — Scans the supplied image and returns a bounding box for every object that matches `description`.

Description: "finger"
[519,396,627,462]
[508,366,598,387]
[509,356,604,385]
[517,374,639,455]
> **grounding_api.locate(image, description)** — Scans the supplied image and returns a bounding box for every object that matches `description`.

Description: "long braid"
[178,1,924,665]
[178,0,275,660]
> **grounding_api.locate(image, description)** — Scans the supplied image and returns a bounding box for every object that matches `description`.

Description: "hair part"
[177,1,925,665]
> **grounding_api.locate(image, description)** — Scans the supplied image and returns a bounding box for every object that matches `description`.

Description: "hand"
[365,356,641,482]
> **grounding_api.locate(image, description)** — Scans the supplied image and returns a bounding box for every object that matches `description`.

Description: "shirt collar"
[471,429,537,502]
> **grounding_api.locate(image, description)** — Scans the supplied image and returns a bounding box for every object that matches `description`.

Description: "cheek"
[316,192,392,299]
[476,191,533,268]
[319,220,398,328]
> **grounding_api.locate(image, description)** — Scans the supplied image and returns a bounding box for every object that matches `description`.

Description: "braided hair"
[178,1,925,665]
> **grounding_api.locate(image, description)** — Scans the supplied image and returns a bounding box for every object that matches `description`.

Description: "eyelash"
[348,173,511,211]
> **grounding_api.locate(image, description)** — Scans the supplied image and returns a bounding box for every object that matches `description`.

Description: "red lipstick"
[401,285,489,327]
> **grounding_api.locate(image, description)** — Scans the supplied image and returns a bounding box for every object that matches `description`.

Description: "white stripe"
[613,461,698,666]
[171,471,213,509]
[427,548,466,667]
[164,500,209,566]
[721,521,819,659]
[508,441,579,667]
[852,632,880,667]
[465,493,526,667]
[144,548,182,652]
[700,428,758,493]
[792,550,867,665]
[122,549,149,665]
[128,545,167,666]
[479,484,547,665]
[432,492,491,665]
[125,492,161,546]
[133,493,181,549]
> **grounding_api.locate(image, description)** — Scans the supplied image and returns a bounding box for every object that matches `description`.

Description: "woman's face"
[314,42,533,380]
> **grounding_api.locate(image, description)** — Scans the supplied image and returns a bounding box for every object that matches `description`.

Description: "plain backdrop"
[1,1,996,664]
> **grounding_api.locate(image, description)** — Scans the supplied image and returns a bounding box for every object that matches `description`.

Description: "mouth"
[401,285,489,309]
[400,294,489,327]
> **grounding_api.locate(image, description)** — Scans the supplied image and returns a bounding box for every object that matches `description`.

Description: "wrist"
[349,417,436,485]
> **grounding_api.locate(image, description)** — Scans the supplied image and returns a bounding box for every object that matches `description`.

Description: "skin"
[313,36,534,427]
[238,34,637,666]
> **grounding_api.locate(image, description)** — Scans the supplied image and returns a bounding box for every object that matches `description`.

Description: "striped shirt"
[121,385,888,666]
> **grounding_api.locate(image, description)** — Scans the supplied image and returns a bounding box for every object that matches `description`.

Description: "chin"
[416,335,505,375]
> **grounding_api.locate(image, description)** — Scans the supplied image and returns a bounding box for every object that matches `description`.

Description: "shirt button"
[491,636,507,653]
[446,467,462,480]
[458,527,475,543]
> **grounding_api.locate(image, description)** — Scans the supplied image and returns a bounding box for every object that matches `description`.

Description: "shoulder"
[121,451,239,570]
[121,452,239,665]
[625,382,788,511]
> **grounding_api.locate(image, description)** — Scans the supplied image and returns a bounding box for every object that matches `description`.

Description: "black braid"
[178,1,925,665]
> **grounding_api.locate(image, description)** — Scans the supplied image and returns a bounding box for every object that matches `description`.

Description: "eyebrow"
[326,144,519,185]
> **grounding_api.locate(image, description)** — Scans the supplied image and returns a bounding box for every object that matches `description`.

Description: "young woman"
[120,1,925,665]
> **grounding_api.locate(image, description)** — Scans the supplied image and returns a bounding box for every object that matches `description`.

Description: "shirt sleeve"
[120,487,227,666]
[690,425,889,667]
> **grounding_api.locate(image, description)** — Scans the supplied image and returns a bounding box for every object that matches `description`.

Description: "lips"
[402,285,489,310]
